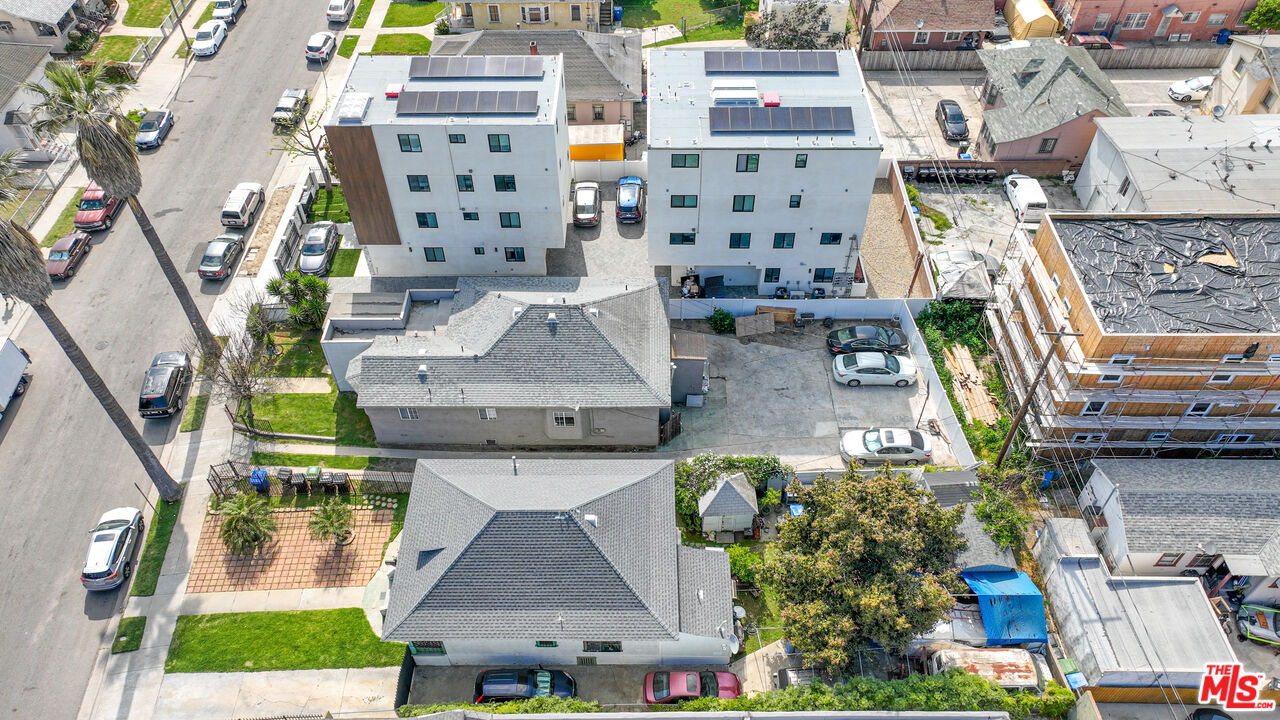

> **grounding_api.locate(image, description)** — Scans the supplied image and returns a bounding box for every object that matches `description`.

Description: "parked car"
[932,249,1000,279]
[211,0,246,24]
[832,351,918,387]
[80,507,143,591]
[1003,173,1047,224]
[1148,109,1177,117]
[840,427,933,466]
[272,87,311,126]
[220,182,265,227]
[138,351,191,419]
[1169,75,1215,102]
[46,232,92,280]
[826,325,907,355]
[305,31,337,62]
[616,176,644,223]
[572,182,601,227]
[644,671,742,704]
[297,221,339,275]
[73,183,123,231]
[326,0,355,22]
[473,669,577,703]
[133,108,174,150]
[191,20,228,56]
[935,99,969,141]
[198,234,245,280]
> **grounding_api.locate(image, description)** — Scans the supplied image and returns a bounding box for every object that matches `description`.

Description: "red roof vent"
[386,83,404,98]
[762,92,781,107]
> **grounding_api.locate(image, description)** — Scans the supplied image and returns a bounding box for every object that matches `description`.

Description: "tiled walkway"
[188,508,392,593]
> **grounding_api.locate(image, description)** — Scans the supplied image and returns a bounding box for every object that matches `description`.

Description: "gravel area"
[862,178,929,298]
[239,186,293,277]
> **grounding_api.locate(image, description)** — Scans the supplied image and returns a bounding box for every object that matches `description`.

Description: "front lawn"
[249,451,395,470]
[267,332,328,377]
[86,36,147,62]
[329,249,361,277]
[623,0,738,29]
[308,187,349,223]
[370,33,431,55]
[382,1,444,26]
[350,0,376,27]
[124,0,180,26]
[40,188,84,248]
[165,608,404,672]
[131,498,183,596]
[337,34,360,58]
[112,616,147,653]
[247,380,377,446]
[179,394,209,432]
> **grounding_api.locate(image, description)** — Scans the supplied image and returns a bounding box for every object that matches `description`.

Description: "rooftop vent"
[512,307,523,319]
[547,312,557,325]
[588,307,599,318]
[584,514,599,527]
[762,91,780,107]
[417,364,428,380]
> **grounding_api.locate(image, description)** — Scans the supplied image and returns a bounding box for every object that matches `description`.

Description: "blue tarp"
[962,570,1048,646]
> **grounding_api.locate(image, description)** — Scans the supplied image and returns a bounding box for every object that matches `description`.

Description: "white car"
[832,351,918,387]
[840,428,933,466]
[191,20,228,56]
[1169,75,1214,102]
[327,0,355,22]
[305,31,337,62]
[80,507,144,591]
[211,0,245,24]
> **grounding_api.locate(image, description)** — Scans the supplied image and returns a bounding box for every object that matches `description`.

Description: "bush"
[219,493,277,556]
[398,697,601,717]
[708,307,736,334]
[760,487,782,513]
[674,453,792,532]
[915,300,986,356]
[727,544,762,584]
[905,183,920,204]
[435,19,450,34]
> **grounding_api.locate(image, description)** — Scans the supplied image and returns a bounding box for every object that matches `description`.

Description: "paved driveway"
[864,71,986,159]
[408,664,738,708]
[546,183,651,278]
[1104,67,1221,116]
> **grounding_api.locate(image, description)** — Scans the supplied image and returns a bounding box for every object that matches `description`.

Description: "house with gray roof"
[1081,459,1280,604]
[325,276,672,448]
[0,0,107,48]
[0,43,57,160]
[975,39,1130,163]
[698,473,759,533]
[384,458,736,666]
[919,469,1015,573]
[1206,35,1280,117]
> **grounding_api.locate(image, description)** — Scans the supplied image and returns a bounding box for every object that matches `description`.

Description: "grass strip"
[130,498,182,597]
[179,394,209,432]
[166,609,404,672]
[40,188,84,248]
[112,616,147,653]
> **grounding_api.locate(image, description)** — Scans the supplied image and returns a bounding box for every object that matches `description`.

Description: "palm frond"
[0,218,53,306]
[0,148,23,204]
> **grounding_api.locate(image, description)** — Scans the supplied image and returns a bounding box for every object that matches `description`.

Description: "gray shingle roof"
[384,458,732,642]
[978,39,1130,144]
[0,43,51,108]
[919,469,979,508]
[1091,459,1280,575]
[0,0,72,25]
[698,473,759,518]
[956,505,1016,572]
[347,277,670,409]
[431,30,641,103]
[871,0,995,33]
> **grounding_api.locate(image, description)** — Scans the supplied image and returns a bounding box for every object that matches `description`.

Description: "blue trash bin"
[249,468,269,493]
[1217,28,1232,43]
[613,6,622,22]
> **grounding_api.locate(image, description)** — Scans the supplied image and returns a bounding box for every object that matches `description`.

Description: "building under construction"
[988,213,1280,458]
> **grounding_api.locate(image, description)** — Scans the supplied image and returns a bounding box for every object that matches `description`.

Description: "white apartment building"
[326,54,572,276]
[646,49,882,297]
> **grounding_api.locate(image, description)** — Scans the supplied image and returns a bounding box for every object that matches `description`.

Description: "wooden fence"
[859,43,1227,72]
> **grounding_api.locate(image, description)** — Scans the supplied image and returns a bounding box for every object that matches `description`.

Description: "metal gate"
[660,411,682,445]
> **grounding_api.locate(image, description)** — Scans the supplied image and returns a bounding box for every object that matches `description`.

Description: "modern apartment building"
[325,54,571,277]
[989,214,1280,458]
[646,49,882,298]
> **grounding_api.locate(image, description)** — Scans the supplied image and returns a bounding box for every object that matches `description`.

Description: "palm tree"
[219,492,277,556]
[0,150,181,501]
[22,62,220,359]
[308,497,353,547]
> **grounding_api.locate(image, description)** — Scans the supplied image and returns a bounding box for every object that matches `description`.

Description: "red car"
[644,670,741,704]
[46,231,92,280]
[73,183,123,231]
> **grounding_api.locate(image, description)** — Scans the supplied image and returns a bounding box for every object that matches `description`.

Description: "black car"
[1186,711,1233,720]
[139,351,191,419]
[935,99,969,141]
[827,325,908,355]
[474,669,577,703]
[1149,109,1177,117]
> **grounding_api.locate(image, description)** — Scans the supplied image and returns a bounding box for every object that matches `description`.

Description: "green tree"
[266,270,330,331]
[708,307,736,334]
[271,103,333,191]
[727,544,763,585]
[219,493,277,556]
[309,497,354,546]
[23,62,220,359]
[971,467,1031,551]
[762,467,964,673]
[746,0,839,49]
[760,487,783,513]
[1245,0,1280,29]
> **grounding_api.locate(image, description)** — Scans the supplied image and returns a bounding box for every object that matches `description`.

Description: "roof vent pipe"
[512,456,518,475]
[417,365,428,380]
[547,312,557,325]
[530,41,538,55]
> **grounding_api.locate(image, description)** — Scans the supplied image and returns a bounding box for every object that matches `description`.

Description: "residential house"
[975,39,1131,162]
[0,43,55,160]
[1205,34,1280,115]
[987,213,1280,457]
[1054,0,1254,42]
[383,458,736,666]
[1079,459,1280,604]
[325,53,571,276]
[431,29,641,135]
[325,276,672,448]
[0,0,108,48]
[763,0,851,45]
[442,0,611,32]
[646,49,882,298]
[698,473,759,533]
[1074,115,1280,213]
[919,469,1016,573]
[855,0,993,51]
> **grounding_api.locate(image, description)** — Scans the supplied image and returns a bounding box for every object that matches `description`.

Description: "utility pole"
[168,0,192,55]
[995,329,1083,467]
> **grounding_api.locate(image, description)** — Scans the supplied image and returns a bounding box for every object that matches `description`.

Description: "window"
[1263,90,1278,110]
[487,4,500,22]
[448,133,466,144]
[1051,272,1061,289]
[669,232,696,245]
[494,175,516,192]
[566,104,577,122]
[582,641,621,653]
[488,134,511,152]
[474,246,485,254]
[1110,354,1135,365]
[504,247,525,262]
[820,232,842,245]
[773,233,795,249]
[416,212,438,228]
[1082,401,1108,416]
[398,408,419,420]
[1188,553,1216,568]
[423,247,445,262]
[592,104,605,121]
[670,195,697,208]
[535,640,559,648]
[463,212,479,221]
[521,4,551,22]
[1181,10,1199,22]
[410,641,446,655]
[1118,176,1131,196]
[1186,402,1214,417]
[478,408,497,420]
[1122,12,1150,28]
[729,233,750,248]
[795,153,808,168]
[1155,553,1183,567]
[499,212,521,228]
[407,175,430,192]
[1148,431,1171,442]
[1098,374,1123,384]
[1206,12,1227,26]
[813,268,835,283]
[671,154,699,168]
[732,195,755,212]
[456,174,474,192]
[553,411,576,427]
[944,31,963,42]
[1071,433,1106,444]
[764,268,780,283]
[1209,374,1235,383]
[397,134,422,152]
[1093,12,1110,30]
[1062,297,1072,314]
[736,154,759,172]
[913,31,930,44]
[789,195,802,208]
[1038,137,1058,154]
[1216,433,1254,444]
[1235,58,1248,76]
[570,3,581,20]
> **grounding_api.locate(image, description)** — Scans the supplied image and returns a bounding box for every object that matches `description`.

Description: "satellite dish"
[1212,105,1226,118]
[728,635,741,653]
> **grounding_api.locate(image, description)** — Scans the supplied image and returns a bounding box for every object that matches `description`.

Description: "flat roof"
[1051,215,1280,334]
[646,49,880,150]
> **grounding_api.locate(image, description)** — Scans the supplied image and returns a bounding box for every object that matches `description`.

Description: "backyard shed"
[961,571,1048,646]
[1004,0,1059,39]
[568,124,624,160]
[699,473,759,533]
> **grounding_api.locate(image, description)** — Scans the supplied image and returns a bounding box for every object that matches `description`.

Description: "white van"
[220,182,265,228]
[1003,174,1048,224]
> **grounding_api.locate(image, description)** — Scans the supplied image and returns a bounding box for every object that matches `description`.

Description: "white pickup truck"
[0,337,31,424]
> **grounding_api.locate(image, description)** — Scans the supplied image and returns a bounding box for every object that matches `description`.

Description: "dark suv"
[139,351,191,419]
[474,669,577,703]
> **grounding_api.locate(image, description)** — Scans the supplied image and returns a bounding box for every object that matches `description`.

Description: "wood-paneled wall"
[324,124,400,246]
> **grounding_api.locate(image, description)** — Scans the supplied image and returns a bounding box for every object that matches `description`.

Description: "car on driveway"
[272,87,311,126]
[827,325,907,354]
[191,20,228,56]
[73,183,123,231]
[139,351,191,419]
[473,669,576,703]
[133,109,174,149]
[935,99,969,141]
[304,31,337,62]
[1169,75,1215,102]
[840,427,933,466]
[616,176,644,223]
[80,507,143,591]
[46,232,92,280]
[933,249,1000,280]
[298,221,339,275]
[211,0,246,24]
[573,182,601,227]
[644,670,742,704]
[198,234,244,280]
[327,0,355,22]
[832,351,918,387]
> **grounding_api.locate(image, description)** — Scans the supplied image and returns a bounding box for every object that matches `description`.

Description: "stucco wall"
[469,1,600,30]
[407,633,731,666]
[985,112,1103,163]
[366,405,661,447]
[703,513,754,532]
[568,101,633,130]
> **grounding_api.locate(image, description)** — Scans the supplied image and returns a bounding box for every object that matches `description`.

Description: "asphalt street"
[0,2,331,716]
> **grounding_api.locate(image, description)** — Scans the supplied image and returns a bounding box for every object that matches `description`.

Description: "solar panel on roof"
[408,56,544,79]
[702,50,839,74]
[708,105,854,133]
[395,90,540,115]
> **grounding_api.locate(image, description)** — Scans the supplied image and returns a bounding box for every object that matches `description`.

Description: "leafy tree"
[762,467,964,673]
[219,493,277,556]
[971,467,1031,551]
[1245,0,1280,30]
[309,497,354,546]
[746,0,838,49]
[267,270,329,331]
[915,299,986,356]
[760,487,783,513]
[397,697,602,717]
[674,453,794,529]
[191,329,278,428]
[708,306,736,334]
[272,103,333,191]
[727,544,763,585]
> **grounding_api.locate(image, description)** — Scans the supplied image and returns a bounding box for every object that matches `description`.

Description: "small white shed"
[698,473,759,532]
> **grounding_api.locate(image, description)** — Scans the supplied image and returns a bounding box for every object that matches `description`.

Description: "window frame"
[1154,553,1183,567]
[1205,12,1227,26]
[423,247,446,262]
[670,195,697,208]
[772,233,795,249]
[1038,137,1058,154]
[566,104,577,122]
[398,407,419,420]
[1208,373,1235,384]
[478,408,497,421]
[789,194,802,208]
[943,31,963,42]
[819,232,841,245]
[813,268,835,283]
[1148,431,1171,442]
[1110,354,1136,365]
[473,246,485,255]
[794,153,808,168]
[499,212,521,228]
[1187,553,1216,568]
[669,232,696,245]
[570,3,581,20]
[456,174,474,192]
[553,411,577,428]
[397,134,422,152]
[732,194,755,212]
[1180,10,1199,22]
[592,104,605,121]
[1092,12,1110,30]
[1216,433,1254,444]
[671,154,699,168]
[1186,402,1214,417]
[407,175,431,192]
[764,268,780,283]
[1070,433,1106,444]
[488,133,511,152]
[1235,57,1248,76]
[504,247,526,262]
[1081,400,1108,417]
[1098,374,1123,384]
[913,30,930,44]
[410,641,446,655]
[1122,12,1150,29]
[487,4,500,22]
[1263,89,1278,109]
[582,640,621,653]
[729,233,750,249]
[448,133,466,144]
[463,211,479,221]
[736,153,759,172]
[494,174,517,192]
[416,212,438,229]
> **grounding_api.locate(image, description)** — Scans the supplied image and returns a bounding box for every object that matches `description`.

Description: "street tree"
[191,329,279,428]
[1245,0,1280,30]
[23,62,220,359]
[272,103,333,191]
[746,0,838,49]
[762,467,964,673]
[0,149,182,502]
[219,493,277,555]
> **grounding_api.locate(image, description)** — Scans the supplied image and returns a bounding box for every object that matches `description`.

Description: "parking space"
[546,183,651,278]
[1104,67,1220,115]
[864,72,986,159]
[407,664,730,708]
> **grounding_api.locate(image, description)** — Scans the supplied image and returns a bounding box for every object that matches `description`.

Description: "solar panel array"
[408,56,545,79]
[708,105,854,133]
[396,90,539,115]
[703,50,838,74]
